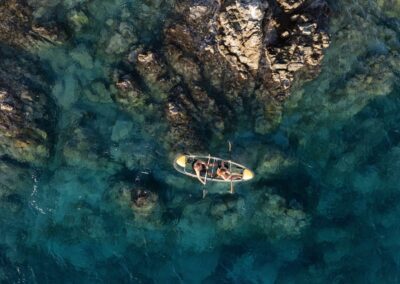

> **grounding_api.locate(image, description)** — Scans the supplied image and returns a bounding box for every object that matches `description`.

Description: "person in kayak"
[216,161,242,181]
[193,159,208,185]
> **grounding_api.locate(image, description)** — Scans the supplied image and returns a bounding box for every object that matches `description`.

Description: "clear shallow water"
[1,0,400,283]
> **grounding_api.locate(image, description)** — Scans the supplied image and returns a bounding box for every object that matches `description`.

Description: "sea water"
[1,0,400,283]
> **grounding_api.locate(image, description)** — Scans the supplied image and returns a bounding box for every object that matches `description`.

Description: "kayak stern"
[175,155,187,167]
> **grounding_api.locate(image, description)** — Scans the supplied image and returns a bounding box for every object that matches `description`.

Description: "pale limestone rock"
[216,0,264,74]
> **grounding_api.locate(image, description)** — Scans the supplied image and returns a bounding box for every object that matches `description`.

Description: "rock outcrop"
[0,47,55,165]
[131,188,160,216]
[0,0,63,48]
[164,0,330,135]
[112,0,330,151]
[0,0,62,165]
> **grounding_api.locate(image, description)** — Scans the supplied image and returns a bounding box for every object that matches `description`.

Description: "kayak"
[173,154,254,183]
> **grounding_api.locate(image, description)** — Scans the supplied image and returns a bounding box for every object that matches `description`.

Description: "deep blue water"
[1,0,400,283]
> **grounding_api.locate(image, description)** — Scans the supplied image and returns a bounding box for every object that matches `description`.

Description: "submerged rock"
[131,188,159,216]
[164,0,329,132]
[109,180,163,228]
[114,75,146,111]
[251,191,309,239]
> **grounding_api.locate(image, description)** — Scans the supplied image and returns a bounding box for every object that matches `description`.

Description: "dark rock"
[131,188,159,215]
[114,0,330,150]
[0,0,64,48]
[166,0,330,127]
[0,46,55,165]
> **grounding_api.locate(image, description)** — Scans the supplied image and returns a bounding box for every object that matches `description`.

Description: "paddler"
[216,161,242,181]
[193,159,208,185]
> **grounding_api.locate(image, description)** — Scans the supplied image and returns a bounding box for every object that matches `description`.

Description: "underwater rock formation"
[174,189,309,253]
[114,0,330,151]
[209,195,246,232]
[251,191,309,239]
[0,47,55,165]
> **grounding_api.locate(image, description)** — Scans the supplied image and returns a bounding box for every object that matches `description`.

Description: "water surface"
[1,0,400,283]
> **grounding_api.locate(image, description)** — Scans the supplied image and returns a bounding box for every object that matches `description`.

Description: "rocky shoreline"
[113,0,330,151]
[0,0,331,164]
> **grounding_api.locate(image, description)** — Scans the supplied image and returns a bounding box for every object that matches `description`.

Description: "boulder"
[131,188,159,216]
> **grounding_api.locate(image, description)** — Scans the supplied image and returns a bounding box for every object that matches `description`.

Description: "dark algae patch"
[0,0,399,283]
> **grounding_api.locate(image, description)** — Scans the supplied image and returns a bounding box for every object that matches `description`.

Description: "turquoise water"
[1,0,400,283]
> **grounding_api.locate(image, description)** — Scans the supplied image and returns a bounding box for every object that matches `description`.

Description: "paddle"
[202,154,211,198]
[228,141,234,194]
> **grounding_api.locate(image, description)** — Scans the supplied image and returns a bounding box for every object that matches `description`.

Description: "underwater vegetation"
[0,0,399,283]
